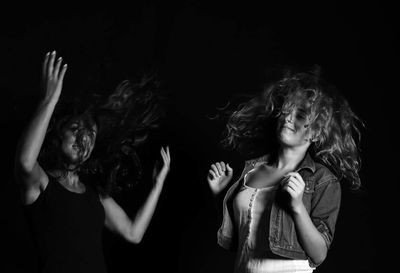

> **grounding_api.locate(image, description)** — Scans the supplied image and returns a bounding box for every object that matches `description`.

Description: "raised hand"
[152,146,171,186]
[42,51,67,102]
[207,161,233,195]
[282,172,306,214]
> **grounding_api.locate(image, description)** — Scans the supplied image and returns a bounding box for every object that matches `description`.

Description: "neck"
[275,144,308,172]
[49,167,80,186]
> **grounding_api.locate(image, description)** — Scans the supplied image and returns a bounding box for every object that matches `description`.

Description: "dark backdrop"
[1,1,396,273]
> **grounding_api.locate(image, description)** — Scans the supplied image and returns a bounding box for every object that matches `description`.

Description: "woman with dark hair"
[14,51,171,273]
[207,70,362,273]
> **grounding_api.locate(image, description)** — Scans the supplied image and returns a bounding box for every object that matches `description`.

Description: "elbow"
[129,235,143,244]
[126,230,143,244]
[310,248,327,267]
[15,156,35,174]
[312,253,327,266]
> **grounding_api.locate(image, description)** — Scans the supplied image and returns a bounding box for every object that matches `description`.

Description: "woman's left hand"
[282,172,306,214]
[152,146,171,186]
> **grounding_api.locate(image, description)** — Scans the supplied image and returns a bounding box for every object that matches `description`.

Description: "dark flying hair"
[39,74,163,195]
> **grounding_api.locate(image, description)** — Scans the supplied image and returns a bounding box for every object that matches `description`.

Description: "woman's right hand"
[42,51,67,103]
[207,161,233,195]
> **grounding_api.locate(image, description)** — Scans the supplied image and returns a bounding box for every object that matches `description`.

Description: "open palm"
[207,161,233,195]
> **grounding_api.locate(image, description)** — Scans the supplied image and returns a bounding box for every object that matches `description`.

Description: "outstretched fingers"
[48,51,56,77]
[58,63,68,85]
[160,146,171,166]
[43,51,68,81]
[166,146,170,163]
[54,57,63,78]
[42,52,50,80]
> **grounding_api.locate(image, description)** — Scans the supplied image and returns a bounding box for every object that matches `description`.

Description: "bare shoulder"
[99,194,117,207]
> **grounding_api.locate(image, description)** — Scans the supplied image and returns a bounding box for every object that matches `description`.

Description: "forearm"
[292,204,327,265]
[129,180,164,242]
[16,98,58,172]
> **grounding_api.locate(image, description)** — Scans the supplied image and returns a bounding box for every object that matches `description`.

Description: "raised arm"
[101,146,171,244]
[14,51,67,204]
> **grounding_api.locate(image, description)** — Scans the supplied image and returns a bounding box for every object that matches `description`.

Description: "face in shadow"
[59,117,97,168]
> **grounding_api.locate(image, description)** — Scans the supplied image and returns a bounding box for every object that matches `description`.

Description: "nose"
[76,129,92,146]
[81,133,90,143]
[286,112,294,124]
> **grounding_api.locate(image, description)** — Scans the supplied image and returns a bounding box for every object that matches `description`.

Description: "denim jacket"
[217,153,341,268]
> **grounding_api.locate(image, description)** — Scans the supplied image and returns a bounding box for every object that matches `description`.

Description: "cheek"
[62,131,76,143]
[60,133,77,152]
[298,128,313,142]
[60,137,72,151]
[60,142,78,160]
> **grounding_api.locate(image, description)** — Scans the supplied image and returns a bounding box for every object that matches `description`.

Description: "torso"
[25,174,107,273]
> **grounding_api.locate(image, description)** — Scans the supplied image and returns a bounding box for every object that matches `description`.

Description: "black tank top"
[25,175,107,273]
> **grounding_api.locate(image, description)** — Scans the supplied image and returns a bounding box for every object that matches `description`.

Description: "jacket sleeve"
[310,177,341,250]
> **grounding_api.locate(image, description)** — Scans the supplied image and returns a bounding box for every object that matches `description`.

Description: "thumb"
[226,164,233,176]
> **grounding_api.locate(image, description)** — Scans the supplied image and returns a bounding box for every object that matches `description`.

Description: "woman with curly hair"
[207,70,362,273]
[14,51,171,273]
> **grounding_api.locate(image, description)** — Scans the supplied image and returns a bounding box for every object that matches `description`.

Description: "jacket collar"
[252,152,316,173]
[295,152,316,173]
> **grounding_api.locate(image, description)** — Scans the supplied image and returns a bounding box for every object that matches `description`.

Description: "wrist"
[39,95,59,107]
[291,202,307,216]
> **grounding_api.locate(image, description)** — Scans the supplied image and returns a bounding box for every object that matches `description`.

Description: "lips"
[282,125,295,132]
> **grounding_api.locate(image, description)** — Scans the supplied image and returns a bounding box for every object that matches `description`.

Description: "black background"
[0,1,396,272]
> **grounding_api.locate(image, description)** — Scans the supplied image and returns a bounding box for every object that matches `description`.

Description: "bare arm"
[101,147,171,244]
[14,51,67,204]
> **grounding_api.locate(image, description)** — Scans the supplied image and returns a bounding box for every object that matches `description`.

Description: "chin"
[68,156,83,165]
[278,132,291,144]
[278,135,299,148]
[61,150,82,165]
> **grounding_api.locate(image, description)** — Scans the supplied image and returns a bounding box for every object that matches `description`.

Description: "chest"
[57,177,86,194]
[244,164,286,189]
[39,181,105,234]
